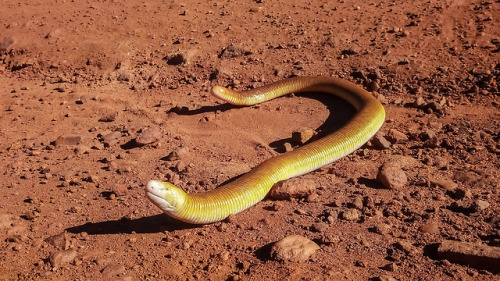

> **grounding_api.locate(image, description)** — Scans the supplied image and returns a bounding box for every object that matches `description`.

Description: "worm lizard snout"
[145,180,186,213]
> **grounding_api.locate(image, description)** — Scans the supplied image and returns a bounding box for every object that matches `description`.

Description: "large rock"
[377,162,407,189]
[45,232,70,249]
[49,249,77,269]
[270,235,320,262]
[386,129,408,144]
[437,240,500,273]
[135,127,162,146]
[269,178,317,200]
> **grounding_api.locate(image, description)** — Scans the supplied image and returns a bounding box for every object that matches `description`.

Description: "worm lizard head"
[146,180,186,213]
[211,86,243,105]
[210,85,228,99]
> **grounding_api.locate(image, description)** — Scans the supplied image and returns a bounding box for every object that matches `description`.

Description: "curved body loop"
[146,76,385,224]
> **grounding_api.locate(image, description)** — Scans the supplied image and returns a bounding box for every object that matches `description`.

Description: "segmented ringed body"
[146,76,385,224]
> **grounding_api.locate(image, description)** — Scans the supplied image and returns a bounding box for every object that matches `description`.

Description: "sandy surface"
[0,0,499,280]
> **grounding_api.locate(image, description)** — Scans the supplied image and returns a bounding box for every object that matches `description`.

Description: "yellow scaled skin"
[146,76,385,224]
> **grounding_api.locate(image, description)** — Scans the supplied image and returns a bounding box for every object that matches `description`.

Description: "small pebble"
[74,145,90,154]
[49,249,77,269]
[372,133,391,149]
[219,44,253,59]
[101,263,126,278]
[135,127,162,146]
[55,135,82,146]
[425,101,443,115]
[166,147,189,161]
[295,209,307,215]
[419,129,436,141]
[0,214,15,229]
[386,129,408,144]
[306,192,319,202]
[423,137,439,148]
[22,210,39,221]
[433,157,448,169]
[342,46,360,55]
[219,251,230,261]
[377,162,407,190]
[102,131,122,146]
[269,178,316,200]
[99,112,118,122]
[382,262,398,271]
[352,196,364,209]
[414,97,425,107]
[0,37,15,52]
[111,184,128,197]
[292,127,315,145]
[342,209,360,221]
[318,234,340,245]
[327,215,335,224]
[45,232,69,249]
[363,196,375,209]
[394,241,417,254]
[367,81,380,91]
[434,194,446,201]
[117,72,132,82]
[419,223,439,234]
[373,223,391,235]
[310,223,328,233]
[431,179,457,191]
[354,260,366,267]
[471,200,489,212]
[44,29,62,39]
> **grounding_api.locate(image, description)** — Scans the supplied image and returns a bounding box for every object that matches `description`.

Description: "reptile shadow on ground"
[169,92,355,134]
[66,214,198,235]
[269,92,356,152]
[167,102,238,115]
[168,91,356,153]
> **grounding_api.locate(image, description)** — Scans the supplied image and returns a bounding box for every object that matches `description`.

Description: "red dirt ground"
[0,0,498,280]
